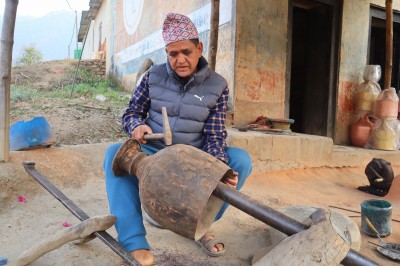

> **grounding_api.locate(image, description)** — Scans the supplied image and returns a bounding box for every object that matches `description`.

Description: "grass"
[10,86,38,102]
[10,67,129,106]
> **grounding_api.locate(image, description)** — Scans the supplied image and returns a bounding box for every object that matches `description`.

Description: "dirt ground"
[1,61,400,265]
[1,145,400,265]
[10,60,129,146]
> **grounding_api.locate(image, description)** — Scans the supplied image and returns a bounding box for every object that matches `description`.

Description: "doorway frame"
[368,5,400,90]
[286,0,342,138]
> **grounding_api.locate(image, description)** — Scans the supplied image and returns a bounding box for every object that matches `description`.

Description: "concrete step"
[226,128,400,173]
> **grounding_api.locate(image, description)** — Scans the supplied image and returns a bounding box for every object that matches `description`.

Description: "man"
[104,13,252,265]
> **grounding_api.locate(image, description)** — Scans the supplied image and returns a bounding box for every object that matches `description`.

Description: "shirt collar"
[166,56,210,88]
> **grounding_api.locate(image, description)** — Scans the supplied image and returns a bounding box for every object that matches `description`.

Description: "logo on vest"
[194,95,204,101]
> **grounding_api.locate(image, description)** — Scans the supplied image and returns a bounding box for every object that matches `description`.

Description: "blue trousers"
[104,143,252,252]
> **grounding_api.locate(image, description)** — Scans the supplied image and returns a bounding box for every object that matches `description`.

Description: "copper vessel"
[112,139,233,240]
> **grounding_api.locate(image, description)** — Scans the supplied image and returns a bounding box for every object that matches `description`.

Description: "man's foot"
[128,249,154,266]
[195,232,226,257]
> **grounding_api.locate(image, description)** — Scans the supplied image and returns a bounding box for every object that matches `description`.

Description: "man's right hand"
[132,125,153,144]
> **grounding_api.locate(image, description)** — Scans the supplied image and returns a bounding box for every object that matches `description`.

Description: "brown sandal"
[195,233,226,257]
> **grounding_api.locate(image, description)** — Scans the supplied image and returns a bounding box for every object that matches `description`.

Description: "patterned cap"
[162,12,199,46]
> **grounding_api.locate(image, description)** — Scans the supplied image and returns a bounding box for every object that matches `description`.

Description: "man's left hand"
[224,171,238,189]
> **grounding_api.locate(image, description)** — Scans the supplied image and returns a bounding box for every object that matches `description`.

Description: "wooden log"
[384,0,393,90]
[253,210,350,266]
[14,215,116,266]
[208,0,220,71]
[0,0,18,162]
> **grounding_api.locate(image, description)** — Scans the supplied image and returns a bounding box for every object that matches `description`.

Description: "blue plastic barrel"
[9,116,53,151]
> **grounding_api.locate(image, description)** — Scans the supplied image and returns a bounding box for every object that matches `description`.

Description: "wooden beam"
[384,0,393,90]
[208,0,220,71]
[0,0,18,162]
[15,215,116,266]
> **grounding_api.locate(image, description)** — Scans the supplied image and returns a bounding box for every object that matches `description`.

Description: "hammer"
[143,106,172,146]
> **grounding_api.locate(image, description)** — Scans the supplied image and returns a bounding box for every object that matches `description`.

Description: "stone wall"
[80,59,106,80]
[233,0,288,126]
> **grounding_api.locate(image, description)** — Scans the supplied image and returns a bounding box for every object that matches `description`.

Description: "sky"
[0,0,89,17]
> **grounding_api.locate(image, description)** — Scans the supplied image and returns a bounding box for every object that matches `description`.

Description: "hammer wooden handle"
[365,216,381,237]
[142,107,172,145]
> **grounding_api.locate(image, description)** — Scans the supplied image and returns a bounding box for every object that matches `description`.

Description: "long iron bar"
[213,182,379,266]
[23,161,140,266]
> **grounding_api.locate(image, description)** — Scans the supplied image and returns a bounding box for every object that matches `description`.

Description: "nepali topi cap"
[162,12,199,46]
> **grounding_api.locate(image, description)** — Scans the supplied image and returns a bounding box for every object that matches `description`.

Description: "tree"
[16,44,42,65]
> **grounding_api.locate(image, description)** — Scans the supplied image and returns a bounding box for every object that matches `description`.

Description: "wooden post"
[75,10,78,58]
[0,0,18,162]
[384,0,393,90]
[208,0,220,71]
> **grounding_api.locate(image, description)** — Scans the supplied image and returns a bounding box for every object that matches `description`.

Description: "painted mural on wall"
[110,0,233,79]
[123,0,144,35]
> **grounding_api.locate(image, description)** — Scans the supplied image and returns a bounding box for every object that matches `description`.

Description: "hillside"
[10,60,130,146]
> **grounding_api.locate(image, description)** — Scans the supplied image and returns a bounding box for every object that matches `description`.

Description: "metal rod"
[341,249,380,266]
[213,182,378,266]
[23,161,140,266]
[213,183,307,235]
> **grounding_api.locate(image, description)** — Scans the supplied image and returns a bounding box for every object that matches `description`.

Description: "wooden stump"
[253,210,350,266]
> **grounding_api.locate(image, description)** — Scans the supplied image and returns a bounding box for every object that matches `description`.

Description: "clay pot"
[355,89,379,112]
[370,119,399,151]
[376,99,398,118]
[350,115,374,148]
[375,89,399,118]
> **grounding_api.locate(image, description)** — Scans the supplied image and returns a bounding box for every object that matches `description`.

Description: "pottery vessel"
[350,115,374,148]
[363,65,381,82]
[375,89,399,118]
[370,119,398,151]
[355,88,379,112]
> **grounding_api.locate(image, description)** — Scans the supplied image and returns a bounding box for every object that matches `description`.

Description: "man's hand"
[224,171,238,189]
[132,125,153,144]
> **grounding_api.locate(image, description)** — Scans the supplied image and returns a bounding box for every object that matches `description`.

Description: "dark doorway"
[369,7,400,91]
[288,0,340,137]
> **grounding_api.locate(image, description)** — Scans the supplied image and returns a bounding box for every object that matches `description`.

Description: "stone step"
[226,128,400,173]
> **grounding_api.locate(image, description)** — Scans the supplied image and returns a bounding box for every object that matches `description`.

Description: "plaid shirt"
[122,71,229,164]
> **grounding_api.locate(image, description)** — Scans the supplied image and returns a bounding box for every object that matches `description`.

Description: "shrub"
[16,44,43,66]
[10,85,38,102]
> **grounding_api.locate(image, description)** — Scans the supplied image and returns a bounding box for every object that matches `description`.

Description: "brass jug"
[112,139,234,240]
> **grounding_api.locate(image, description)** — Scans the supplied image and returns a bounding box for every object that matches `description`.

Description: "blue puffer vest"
[146,56,227,149]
